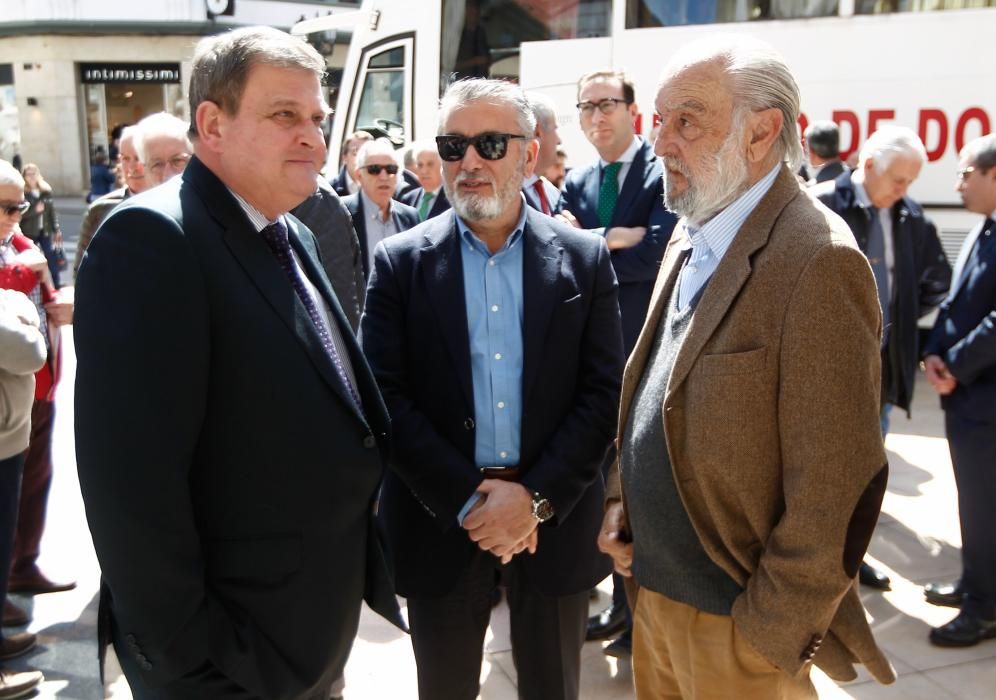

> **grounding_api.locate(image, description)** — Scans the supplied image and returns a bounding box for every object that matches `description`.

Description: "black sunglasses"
[435,133,526,162]
[0,200,30,216]
[361,164,399,176]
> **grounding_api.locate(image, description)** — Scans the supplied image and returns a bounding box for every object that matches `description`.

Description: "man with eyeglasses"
[920,133,996,648]
[342,139,419,279]
[74,124,151,277]
[134,112,192,187]
[813,126,951,593]
[361,78,623,700]
[562,69,678,657]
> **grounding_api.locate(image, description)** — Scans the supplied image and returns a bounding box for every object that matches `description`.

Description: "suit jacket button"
[363,435,377,449]
[464,418,475,430]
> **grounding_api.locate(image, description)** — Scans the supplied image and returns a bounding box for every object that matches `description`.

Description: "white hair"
[663,34,803,170]
[134,112,193,162]
[438,79,536,138]
[526,91,557,132]
[355,138,399,169]
[0,160,24,188]
[858,125,927,173]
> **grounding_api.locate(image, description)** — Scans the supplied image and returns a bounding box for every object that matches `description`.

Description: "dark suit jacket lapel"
[581,163,601,225]
[666,165,799,404]
[522,210,565,405]
[611,138,651,227]
[420,213,475,410]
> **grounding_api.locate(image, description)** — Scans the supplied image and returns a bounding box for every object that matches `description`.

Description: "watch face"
[533,497,554,522]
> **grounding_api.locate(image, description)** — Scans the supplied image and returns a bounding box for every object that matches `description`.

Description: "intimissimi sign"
[80,63,181,84]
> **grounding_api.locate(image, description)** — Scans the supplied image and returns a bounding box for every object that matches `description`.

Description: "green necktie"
[598,162,622,228]
[418,191,435,221]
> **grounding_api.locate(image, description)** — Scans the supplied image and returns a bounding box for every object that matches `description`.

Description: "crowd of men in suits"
[1,21,993,700]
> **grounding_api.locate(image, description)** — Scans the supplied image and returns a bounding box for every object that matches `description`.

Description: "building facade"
[0,0,355,194]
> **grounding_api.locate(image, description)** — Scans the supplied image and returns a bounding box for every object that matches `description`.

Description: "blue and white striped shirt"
[678,164,781,311]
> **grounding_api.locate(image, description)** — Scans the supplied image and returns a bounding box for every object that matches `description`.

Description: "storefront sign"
[80,63,181,84]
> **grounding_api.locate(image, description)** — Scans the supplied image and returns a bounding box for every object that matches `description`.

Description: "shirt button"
[497,401,505,409]
[491,305,499,312]
[500,451,508,458]
[488,260,496,267]
[494,353,502,360]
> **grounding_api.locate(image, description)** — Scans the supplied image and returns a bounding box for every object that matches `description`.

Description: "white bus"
[293,0,996,261]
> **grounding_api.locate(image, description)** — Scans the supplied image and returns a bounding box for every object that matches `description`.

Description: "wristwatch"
[531,492,555,523]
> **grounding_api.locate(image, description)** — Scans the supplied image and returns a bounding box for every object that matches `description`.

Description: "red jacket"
[0,232,59,400]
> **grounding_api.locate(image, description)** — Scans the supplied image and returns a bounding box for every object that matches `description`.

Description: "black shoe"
[929,611,996,647]
[603,629,632,658]
[858,562,891,591]
[586,601,628,642]
[924,581,963,608]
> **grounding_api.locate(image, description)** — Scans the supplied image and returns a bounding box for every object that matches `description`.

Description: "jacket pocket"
[698,347,766,376]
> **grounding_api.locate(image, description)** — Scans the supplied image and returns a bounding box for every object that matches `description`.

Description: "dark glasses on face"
[361,164,399,176]
[0,201,30,216]
[435,133,526,162]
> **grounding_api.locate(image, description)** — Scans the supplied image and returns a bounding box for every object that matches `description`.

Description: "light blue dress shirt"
[455,200,527,523]
[677,164,781,311]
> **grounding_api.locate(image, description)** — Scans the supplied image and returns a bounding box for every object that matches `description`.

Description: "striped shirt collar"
[228,188,280,232]
[683,163,781,259]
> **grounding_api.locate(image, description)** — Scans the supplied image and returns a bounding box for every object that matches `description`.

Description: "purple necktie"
[260,219,363,409]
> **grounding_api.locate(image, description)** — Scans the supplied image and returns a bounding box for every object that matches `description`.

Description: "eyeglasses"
[957,166,976,181]
[576,98,630,117]
[361,163,399,176]
[148,154,191,175]
[435,133,526,162]
[0,200,30,216]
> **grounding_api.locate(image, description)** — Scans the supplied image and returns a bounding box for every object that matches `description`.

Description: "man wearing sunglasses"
[361,78,624,700]
[342,139,418,279]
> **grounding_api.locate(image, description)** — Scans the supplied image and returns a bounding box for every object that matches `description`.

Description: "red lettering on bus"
[918,109,948,162]
[867,110,895,136]
[833,110,860,162]
[955,108,991,154]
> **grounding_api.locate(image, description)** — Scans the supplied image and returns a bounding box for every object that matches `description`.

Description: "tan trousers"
[632,588,818,700]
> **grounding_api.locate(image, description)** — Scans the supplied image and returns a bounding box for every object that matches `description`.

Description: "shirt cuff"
[457,491,483,526]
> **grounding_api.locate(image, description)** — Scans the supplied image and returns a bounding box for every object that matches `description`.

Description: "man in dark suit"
[561,68,678,654]
[342,139,419,279]
[803,120,848,185]
[814,125,951,592]
[400,141,451,221]
[74,27,402,699]
[922,133,996,648]
[361,78,624,700]
[522,91,564,216]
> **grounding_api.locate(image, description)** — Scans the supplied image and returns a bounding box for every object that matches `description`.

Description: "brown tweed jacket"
[607,165,896,684]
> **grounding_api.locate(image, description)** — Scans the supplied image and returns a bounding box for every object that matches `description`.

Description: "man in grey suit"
[75,26,402,699]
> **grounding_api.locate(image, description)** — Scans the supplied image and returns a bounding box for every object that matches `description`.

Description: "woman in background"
[20,164,63,289]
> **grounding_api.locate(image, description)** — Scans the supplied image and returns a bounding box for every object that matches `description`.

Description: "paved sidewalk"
[3,330,992,698]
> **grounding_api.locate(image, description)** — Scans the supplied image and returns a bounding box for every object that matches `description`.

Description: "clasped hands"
[923,354,957,395]
[462,480,538,564]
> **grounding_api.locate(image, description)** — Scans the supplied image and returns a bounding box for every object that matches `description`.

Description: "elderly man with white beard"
[596,35,896,698]
[360,78,624,700]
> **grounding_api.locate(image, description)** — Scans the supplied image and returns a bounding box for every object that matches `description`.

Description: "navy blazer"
[924,217,996,422]
[75,157,403,698]
[562,137,678,352]
[521,176,565,216]
[360,207,623,598]
[400,186,452,220]
[343,193,420,279]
